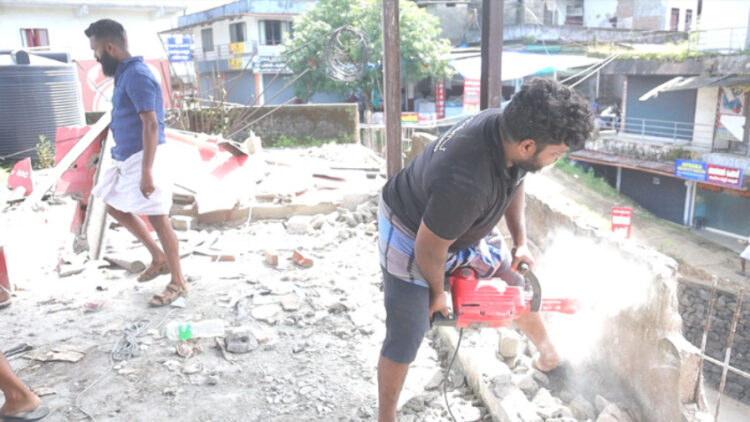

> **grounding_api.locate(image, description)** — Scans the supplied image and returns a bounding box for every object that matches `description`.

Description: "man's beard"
[515,154,545,173]
[99,51,119,77]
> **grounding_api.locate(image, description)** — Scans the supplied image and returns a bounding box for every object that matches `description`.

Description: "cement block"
[498,329,521,358]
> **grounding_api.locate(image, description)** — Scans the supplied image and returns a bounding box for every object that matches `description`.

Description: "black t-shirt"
[382,108,526,251]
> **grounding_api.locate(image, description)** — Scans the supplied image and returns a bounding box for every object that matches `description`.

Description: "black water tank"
[0,50,85,162]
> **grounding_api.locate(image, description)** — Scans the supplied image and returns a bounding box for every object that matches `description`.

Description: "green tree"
[283,0,454,119]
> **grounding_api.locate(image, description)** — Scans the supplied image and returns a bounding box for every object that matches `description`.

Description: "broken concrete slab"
[285,215,312,235]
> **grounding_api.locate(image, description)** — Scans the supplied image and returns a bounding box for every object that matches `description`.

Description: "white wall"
[694,87,719,148]
[190,16,293,56]
[0,5,182,60]
[664,0,699,31]
[695,0,750,51]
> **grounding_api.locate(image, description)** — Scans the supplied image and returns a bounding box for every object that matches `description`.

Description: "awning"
[639,75,750,101]
[450,51,600,81]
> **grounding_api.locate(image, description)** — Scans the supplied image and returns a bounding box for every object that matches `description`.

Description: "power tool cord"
[442,328,464,422]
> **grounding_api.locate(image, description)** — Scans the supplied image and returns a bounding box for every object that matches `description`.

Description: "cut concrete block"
[170,203,198,217]
[264,250,278,267]
[171,216,196,231]
[498,329,521,359]
[405,132,436,165]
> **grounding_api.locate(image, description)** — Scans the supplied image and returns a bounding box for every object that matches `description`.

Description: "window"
[685,9,692,32]
[20,28,49,47]
[230,22,246,43]
[201,28,214,52]
[670,8,679,31]
[259,20,291,45]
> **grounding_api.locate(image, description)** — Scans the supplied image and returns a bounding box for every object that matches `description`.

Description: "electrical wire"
[75,309,177,421]
[442,328,464,422]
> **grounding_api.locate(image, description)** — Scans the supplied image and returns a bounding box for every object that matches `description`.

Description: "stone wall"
[679,280,750,403]
[225,103,359,145]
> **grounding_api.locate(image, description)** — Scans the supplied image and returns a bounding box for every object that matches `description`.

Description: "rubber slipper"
[0,405,50,421]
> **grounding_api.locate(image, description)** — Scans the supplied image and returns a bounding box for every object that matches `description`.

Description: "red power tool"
[433,263,580,328]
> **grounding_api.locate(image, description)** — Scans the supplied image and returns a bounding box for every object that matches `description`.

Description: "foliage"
[554,156,620,198]
[35,135,55,169]
[587,41,724,62]
[283,0,454,113]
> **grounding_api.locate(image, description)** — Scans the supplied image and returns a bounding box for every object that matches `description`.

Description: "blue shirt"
[110,56,165,161]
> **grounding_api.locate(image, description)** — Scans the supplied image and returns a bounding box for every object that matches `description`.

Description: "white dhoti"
[92,148,172,216]
[741,244,750,261]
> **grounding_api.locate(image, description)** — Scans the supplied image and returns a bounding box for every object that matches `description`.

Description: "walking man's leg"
[106,205,167,279]
[147,215,186,287]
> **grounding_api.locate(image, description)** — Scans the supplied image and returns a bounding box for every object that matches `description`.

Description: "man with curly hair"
[376,78,594,421]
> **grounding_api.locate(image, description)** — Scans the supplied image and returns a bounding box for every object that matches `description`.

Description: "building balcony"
[589,116,750,174]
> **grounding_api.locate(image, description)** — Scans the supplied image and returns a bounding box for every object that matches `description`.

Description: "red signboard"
[75,59,172,112]
[463,78,480,114]
[8,158,33,196]
[611,207,633,238]
[706,164,743,187]
[435,81,445,119]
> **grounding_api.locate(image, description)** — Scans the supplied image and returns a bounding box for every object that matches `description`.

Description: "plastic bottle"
[164,319,225,340]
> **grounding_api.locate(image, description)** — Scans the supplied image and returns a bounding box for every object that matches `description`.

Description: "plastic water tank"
[0,50,85,162]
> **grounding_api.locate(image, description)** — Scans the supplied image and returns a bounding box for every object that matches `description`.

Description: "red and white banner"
[706,164,743,187]
[462,78,480,114]
[435,81,445,119]
[8,158,33,196]
[611,207,633,239]
[75,59,172,112]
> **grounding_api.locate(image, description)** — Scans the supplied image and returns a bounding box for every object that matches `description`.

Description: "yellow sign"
[228,57,243,70]
[229,42,245,55]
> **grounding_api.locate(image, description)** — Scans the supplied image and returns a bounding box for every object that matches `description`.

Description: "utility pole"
[480,0,504,110]
[383,0,402,177]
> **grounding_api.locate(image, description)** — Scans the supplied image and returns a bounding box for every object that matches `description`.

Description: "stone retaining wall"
[678,280,750,403]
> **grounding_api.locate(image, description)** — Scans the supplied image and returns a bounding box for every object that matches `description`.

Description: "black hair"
[502,78,594,150]
[84,19,126,47]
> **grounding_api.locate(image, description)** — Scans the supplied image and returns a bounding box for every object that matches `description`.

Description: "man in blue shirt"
[85,19,186,306]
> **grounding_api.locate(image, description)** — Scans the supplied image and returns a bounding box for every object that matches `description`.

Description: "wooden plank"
[382,0,402,178]
[82,132,115,260]
[21,113,111,211]
[480,0,503,110]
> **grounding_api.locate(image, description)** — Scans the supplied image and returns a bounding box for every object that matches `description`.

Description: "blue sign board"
[167,37,192,62]
[674,159,707,181]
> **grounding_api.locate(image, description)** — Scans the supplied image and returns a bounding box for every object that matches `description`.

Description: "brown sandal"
[137,261,170,282]
[148,282,187,307]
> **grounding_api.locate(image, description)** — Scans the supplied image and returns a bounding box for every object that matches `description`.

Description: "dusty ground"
[0,146,489,422]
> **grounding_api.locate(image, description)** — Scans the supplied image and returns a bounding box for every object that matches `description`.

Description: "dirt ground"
[0,146,489,422]
[2,144,748,421]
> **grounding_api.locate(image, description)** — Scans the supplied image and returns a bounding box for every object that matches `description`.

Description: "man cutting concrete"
[85,19,187,306]
[376,78,594,421]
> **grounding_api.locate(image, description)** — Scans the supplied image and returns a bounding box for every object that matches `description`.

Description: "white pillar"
[683,180,696,226]
[616,166,622,192]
